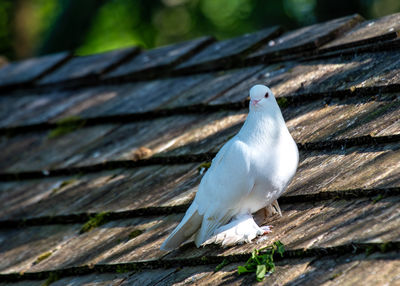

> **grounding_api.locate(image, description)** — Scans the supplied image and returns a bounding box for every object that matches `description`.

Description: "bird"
[161,84,298,250]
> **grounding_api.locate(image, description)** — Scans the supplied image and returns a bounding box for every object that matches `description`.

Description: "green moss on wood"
[42,272,59,286]
[276,97,289,108]
[372,194,384,203]
[215,258,230,272]
[379,242,391,253]
[198,161,211,174]
[50,178,77,195]
[329,272,342,280]
[116,265,130,273]
[34,251,52,265]
[80,212,109,234]
[365,245,376,256]
[128,229,143,240]
[48,116,86,139]
[364,101,398,123]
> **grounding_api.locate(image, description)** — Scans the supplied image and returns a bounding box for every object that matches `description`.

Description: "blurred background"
[0,0,399,61]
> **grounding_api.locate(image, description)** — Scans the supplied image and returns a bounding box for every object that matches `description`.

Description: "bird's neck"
[238,110,287,146]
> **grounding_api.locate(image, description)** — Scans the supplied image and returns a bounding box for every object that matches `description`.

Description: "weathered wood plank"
[0,215,175,274]
[147,259,308,285]
[37,47,139,86]
[158,96,400,156]
[85,75,211,116]
[55,112,240,167]
[166,251,400,286]
[289,144,400,196]
[246,14,362,62]
[320,12,400,52]
[159,252,400,286]
[1,48,399,130]
[163,66,262,108]
[0,92,398,174]
[0,52,71,88]
[0,281,45,286]
[0,124,117,172]
[280,252,400,286]
[175,27,282,72]
[0,164,200,220]
[0,90,79,128]
[0,144,398,220]
[0,197,399,274]
[0,224,81,274]
[104,37,214,80]
[0,85,128,129]
[215,50,400,104]
[284,94,400,143]
[1,252,399,285]
[0,111,242,172]
[37,74,211,122]
[164,196,400,261]
[50,273,130,286]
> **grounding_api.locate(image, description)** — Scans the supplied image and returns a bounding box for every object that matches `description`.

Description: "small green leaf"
[238,266,252,274]
[275,240,285,257]
[237,240,285,281]
[256,265,266,281]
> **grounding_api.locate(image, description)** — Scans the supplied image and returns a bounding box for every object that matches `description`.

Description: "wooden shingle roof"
[0,12,399,286]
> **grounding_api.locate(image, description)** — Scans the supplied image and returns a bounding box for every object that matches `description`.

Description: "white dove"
[161,84,298,250]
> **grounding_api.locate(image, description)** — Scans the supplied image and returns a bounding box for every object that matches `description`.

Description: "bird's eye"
[264,92,269,98]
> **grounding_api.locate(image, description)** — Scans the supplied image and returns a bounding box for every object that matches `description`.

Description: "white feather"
[161,85,299,250]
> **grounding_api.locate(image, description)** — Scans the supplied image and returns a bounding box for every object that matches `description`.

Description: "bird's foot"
[260,225,272,234]
[203,214,268,247]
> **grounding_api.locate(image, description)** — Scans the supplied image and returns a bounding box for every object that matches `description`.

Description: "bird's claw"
[260,225,272,234]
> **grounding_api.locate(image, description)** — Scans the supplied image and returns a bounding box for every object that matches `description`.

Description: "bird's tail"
[160,203,202,251]
[194,210,233,247]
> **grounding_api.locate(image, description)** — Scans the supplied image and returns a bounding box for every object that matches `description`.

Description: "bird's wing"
[194,138,255,245]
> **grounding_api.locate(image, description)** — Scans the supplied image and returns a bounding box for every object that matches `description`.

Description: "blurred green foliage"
[0,0,399,60]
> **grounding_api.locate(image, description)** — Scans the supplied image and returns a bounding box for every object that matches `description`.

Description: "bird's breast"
[242,132,298,213]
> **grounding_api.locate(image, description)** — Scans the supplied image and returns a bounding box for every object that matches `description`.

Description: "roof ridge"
[0,41,398,95]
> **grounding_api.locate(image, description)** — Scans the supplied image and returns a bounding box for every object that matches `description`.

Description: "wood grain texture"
[321,12,400,52]
[0,13,399,285]
[104,36,214,79]
[37,47,139,85]
[175,26,282,72]
[0,197,399,274]
[0,144,398,220]
[0,52,71,88]
[247,14,363,61]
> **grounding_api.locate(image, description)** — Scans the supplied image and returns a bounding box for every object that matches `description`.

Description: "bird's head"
[249,84,277,113]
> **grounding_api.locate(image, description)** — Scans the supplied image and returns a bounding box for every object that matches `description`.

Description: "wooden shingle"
[320,12,400,52]
[37,47,139,86]
[246,14,363,62]
[175,26,282,72]
[104,37,214,80]
[0,52,71,88]
[0,12,399,286]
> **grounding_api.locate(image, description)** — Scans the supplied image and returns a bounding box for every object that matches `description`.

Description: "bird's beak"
[251,99,261,106]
